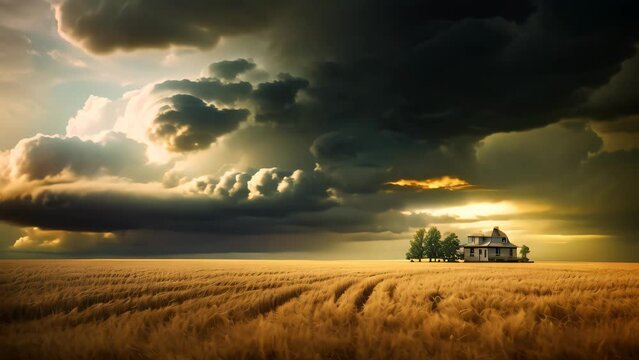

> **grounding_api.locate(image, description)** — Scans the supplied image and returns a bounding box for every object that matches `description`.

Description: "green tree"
[424,227,441,262]
[406,228,426,262]
[441,233,460,261]
[520,244,530,261]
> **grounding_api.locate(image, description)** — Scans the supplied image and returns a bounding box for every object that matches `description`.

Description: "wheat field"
[1,260,638,359]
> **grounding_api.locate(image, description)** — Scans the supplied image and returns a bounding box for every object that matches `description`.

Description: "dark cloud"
[259,0,639,144]
[8,132,165,181]
[149,94,249,152]
[581,51,639,120]
[476,121,603,186]
[154,78,252,105]
[53,0,291,53]
[53,0,536,55]
[55,0,639,138]
[0,168,333,234]
[311,132,362,162]
[251,74,308,123]
[209,58,256,80]
[310,130,403,193]
[310,129,477,194]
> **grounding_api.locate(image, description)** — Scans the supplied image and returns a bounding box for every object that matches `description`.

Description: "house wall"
[464,247,518,262]
[486,247,518,261]
[479,248,488,262]
[467,236,489,245]
[464,248,488,262]
[464,248,477,261]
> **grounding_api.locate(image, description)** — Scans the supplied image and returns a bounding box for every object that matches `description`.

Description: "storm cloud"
[148,94,249,152]
[251,74,309,123]
[0,167,333,234]
[153,78,252,105]
[53,0,292,53]
[209,59,256,80]
[53,0,639,138]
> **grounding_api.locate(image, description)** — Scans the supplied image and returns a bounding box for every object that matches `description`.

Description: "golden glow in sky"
[416,201,518,219]
[386,176,471,191]
[404,201,550,220]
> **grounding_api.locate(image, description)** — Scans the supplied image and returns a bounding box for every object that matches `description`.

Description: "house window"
[496,248,501,256]
[479,249,482,256]
[510,249,514,257]
[502,238,506,243]
[470,248,474,256]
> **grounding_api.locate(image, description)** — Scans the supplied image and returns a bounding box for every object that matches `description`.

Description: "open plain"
[1,260,638,359]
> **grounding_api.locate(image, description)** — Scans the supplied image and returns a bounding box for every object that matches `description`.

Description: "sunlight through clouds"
[386,176,472,191]
[404,201,550,220]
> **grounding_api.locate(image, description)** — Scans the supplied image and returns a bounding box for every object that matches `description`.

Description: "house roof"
[465,227,518,248]
[464,241,517,248]
[469,227,508,238]
[490,227,509,239]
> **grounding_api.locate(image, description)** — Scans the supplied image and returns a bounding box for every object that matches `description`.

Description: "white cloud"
[66,95,118,138]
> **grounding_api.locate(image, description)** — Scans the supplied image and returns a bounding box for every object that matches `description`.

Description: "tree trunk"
[418,258,421,262]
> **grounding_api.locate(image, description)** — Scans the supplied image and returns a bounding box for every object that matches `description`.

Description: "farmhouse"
[463,227,518,262]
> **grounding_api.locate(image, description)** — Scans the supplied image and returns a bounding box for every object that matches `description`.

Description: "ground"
[1,260,638,359]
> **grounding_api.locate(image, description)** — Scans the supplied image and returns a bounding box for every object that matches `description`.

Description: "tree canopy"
[406,228,426,262]
[520,244,530,261]
[407,227,460,262]
[424,227,441,262]
[441,233,460,261]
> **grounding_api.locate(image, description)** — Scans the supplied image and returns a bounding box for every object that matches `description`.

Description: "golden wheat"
[1,260,638,359]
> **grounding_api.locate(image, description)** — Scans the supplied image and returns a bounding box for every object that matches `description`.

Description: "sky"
[0,0,638,260]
